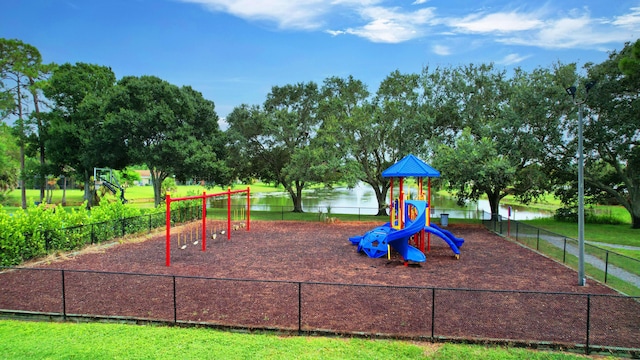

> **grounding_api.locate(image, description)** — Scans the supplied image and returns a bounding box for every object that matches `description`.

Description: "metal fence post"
[536,229,540,250]
[586,294,591,355]
[61,269,67,320]
[605,252,609,283]
[173,276,177,324]
[563,238,567,263]
[298,282,302,335]
[431,288,436,339]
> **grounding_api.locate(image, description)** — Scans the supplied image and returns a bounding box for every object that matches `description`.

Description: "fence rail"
[3,206,202,267]
[0,267,637,355]
[482,213,640,296]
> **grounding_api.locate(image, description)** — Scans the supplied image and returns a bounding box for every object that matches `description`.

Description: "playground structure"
[94,167,128,203]
[349,154,464,264]
[165,187,250,266]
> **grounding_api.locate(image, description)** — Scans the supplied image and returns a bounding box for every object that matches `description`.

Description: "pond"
[217,182,553,220]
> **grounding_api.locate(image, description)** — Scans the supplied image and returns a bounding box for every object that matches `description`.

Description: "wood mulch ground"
[1,220,638,352]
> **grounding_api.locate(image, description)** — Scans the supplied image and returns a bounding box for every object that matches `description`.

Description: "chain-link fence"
[11,206,202,265]
[0,267,638,355]
[482,214,640,296]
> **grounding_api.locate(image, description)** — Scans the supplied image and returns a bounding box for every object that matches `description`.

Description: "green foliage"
[554,206,629,225]
[100,76,229,207]
[618,39,640,79]
[227,82,325,212]
[0,123,19,198]
[0,198,167,266]
[115,167,142,187]
[161,176,178,197]
[43,62,117,208]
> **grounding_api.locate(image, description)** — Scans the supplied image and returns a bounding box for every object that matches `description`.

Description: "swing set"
[165,187,250,266]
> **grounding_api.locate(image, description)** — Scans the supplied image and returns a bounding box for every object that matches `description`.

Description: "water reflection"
[217,183,553,219]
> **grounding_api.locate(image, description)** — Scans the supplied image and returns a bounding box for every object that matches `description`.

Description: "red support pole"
[227,187,231,240]
[246,186,251,231]
[165,192,171,267]
[202,191,207,251]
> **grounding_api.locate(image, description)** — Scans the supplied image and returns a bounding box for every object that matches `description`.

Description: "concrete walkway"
[489,224,640,292]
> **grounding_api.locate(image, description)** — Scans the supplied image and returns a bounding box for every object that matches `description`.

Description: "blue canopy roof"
[382,154,440,178]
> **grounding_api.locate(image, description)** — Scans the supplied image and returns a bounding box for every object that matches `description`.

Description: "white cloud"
[337,6,436,43]
[450,11,544,33]
[432,44,451,55]
[499,12,636,49]
[498,53,531,65]
[178,0,336,30]
[179,1,639,50]
[611,7,640,30]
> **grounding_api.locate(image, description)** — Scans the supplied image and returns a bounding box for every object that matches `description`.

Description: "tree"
[0,81,15,121]
[316,76,368,188]
[331,71,425,216]
[578,41,640,229]
[100,76,228,206]
[618,39,640,78]
[0,123,19,200]
[43,62,116,208]
[116,167,142,188]
[0,38,48,208]
[227,82,325,212]
[25,62,54,204]
[428,63,570,217]
[434,127,515,213]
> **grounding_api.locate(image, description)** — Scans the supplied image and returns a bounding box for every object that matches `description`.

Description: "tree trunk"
[84,170,93,209]
[31,86,45,204]
[287,181,304,213]
[150,169,166,207]
[16,85,27,209]
[61,176,67,206]
[19,145,26,209]
[487,190,501,220]
[373,185,387,216]
[633,214,639,230]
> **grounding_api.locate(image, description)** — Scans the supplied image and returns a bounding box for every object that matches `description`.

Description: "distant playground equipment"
[165,187,250,266]
[94,167,128,203]
[349,154,464,265]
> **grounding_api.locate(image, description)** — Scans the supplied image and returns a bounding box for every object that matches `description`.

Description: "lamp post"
[565,81,595,286]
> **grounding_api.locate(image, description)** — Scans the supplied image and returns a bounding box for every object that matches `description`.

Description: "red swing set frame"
[165,187,250,266]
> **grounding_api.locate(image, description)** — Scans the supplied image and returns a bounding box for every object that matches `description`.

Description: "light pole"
[565,81,595,286]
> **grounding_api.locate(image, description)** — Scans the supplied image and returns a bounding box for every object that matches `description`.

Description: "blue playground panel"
[350,200,464,263]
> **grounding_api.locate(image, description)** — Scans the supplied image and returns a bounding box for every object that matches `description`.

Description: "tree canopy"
[428,63,573,217]
[1,35,639,231]
[100,75,228,206]
[43,62,117,207]
[579,41,640,228]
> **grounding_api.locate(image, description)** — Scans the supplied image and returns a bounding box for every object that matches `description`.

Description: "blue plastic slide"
[423,223,464,255]
[349,200,428,263]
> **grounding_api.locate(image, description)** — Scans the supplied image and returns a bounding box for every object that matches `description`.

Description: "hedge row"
[0,197,201,266]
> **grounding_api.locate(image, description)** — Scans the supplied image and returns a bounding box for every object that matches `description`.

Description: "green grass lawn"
[0,320,605,360]
[3,182,287,207]
[522,218,639,249]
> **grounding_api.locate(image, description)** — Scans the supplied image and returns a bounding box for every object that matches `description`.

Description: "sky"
[2,0,639,125]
